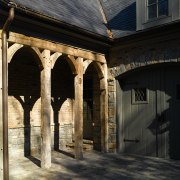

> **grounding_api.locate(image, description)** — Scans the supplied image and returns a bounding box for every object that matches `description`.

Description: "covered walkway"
[10,151,180,180]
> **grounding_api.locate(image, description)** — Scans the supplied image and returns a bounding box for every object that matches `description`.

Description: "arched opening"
[51,55,75,155]
[117,62,180,159]
[8,47,41,162]
[84,62,102,151]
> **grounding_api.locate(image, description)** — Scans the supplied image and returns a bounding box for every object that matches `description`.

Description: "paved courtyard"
[9,151,180,180]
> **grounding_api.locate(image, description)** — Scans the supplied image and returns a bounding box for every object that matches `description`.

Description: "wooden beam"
[0,31,106,64]
[41,50,51,168]
[74,57,83,159]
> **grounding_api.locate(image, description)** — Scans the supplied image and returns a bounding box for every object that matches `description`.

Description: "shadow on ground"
[10,151,180,180]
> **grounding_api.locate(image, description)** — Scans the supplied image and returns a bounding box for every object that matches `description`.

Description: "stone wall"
[8,98,74,157]
[107,78,116,152]
[110,40,180,77]
[107,39,180,153]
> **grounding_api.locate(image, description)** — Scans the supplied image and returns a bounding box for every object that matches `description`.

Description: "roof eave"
[112,20,180,48]
[1,0,113,43]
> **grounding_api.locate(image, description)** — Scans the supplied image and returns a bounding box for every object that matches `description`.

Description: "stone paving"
[9,151,180,180]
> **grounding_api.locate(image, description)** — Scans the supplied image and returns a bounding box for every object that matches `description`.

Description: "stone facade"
[5,32,180,158]
[107,38,180,154]
[110,40,180,77]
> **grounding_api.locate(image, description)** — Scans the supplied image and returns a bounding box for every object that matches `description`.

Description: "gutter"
[1,2,15,179]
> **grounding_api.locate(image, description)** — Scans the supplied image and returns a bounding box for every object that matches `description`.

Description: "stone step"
[66,139,93,151]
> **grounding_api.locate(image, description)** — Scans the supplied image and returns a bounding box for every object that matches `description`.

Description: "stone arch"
[51,54,76,152]
[83,60,92,74]
[114,61,180,79]
[50,52,62,69]
[84,60,104,79]
[8,45,44,70]
[66,55,78,75]
[8,45,42,157]
[31,47,44,70]
[8,43,24,63]
[111,61,180,78]
[51,54,78,75]
[83,60,108,152]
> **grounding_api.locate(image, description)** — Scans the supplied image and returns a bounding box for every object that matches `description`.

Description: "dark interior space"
[84,63,101,151]
[51,55,74,152]
[8,47,41,161]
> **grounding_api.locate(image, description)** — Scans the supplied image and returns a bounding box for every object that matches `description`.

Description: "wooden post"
[74,57,83,159]
[0,40,4,178]
[41,50,51,168]
[100,63,108,152]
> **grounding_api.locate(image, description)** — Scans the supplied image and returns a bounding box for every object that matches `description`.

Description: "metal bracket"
[124,139,140,143]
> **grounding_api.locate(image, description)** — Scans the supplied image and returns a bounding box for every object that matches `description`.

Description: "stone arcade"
[0,0,180,179]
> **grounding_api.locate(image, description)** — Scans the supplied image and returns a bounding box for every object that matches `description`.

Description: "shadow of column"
[51,97,66,151]
[14,95,40,166]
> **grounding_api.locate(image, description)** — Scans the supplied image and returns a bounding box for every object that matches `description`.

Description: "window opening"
[132,88,148,104]
[147,0,168,20]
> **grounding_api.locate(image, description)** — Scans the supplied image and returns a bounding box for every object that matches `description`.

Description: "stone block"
[108,134,116,143]
[108,143,116,150]
[108,117,116,123]
[109,128,116,134]
[108,80,115,86]
[109,123,116,128]
[17,138,24,145]
[108,103,115,109]
[108,86,115,92]
[109,108,115,117]
[108,92,114,103]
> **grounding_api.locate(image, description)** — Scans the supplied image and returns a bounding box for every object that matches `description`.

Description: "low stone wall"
[9,124,73,157]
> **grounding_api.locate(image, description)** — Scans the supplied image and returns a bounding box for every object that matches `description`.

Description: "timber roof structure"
[0,0,136,39]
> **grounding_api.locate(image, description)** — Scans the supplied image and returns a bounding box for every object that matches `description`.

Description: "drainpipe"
[1,2,15,179]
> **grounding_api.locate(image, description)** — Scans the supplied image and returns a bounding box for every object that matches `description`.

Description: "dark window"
[176,84,180,100]
[134,88,147,102]
[147,0,168,20]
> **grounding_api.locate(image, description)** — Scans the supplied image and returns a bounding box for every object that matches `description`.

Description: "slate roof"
[100,0,136,38]
[1,0,137,39]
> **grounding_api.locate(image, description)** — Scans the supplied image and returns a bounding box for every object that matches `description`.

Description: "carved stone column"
[74,57,83,159]
[100,63,108,152]
[41,50,51,168]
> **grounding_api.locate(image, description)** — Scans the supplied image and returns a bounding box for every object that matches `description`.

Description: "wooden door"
[121,70,158,156]
[165,67,180,159]
[119,65,180,158]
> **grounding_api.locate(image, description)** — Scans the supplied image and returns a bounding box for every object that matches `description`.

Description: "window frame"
[132,87,149,105]
[146,0,169,21]
[136,0,178,31]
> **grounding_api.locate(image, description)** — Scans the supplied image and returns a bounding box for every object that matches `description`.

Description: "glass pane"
[148,5,157,19]
[158,0,168,16]
[148,0,156,5]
